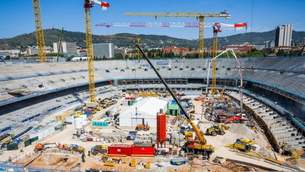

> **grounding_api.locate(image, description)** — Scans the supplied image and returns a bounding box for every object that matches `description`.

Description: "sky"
[0,0,304,40]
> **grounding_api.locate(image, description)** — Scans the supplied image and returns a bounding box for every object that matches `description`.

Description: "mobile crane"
[135,44,214,159]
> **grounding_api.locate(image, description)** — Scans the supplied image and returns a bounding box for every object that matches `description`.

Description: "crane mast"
[32,0,46,62]
[56,27,64,62]
[84,0,109,103]
[124,11,231,58]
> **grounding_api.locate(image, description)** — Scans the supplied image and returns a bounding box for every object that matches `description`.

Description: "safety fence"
[0,162,81,172]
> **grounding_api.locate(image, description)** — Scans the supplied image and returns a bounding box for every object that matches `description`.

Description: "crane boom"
[96,22,245,28]
[135,44,207,145]
[124,12,231,18]
[32,0,46,62]
[96,22,213,28]
[124,11,231,58]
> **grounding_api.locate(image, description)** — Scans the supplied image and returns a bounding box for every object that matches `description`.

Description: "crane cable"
[249,0,254,45]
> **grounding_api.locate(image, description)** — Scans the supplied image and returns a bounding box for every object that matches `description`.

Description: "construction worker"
[20,149,24,153]
[8,156,12,162]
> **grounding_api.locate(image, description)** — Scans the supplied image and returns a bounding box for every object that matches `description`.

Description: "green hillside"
[0,28,304,51]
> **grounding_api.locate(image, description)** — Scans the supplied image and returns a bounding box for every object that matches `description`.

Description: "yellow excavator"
[135,44,214,159]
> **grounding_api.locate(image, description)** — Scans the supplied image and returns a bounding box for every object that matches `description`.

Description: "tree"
[154,56,161,59]
[276,49,288,57]
[125,55,128,59]
[114,54,123,59]
[4,56,10,60]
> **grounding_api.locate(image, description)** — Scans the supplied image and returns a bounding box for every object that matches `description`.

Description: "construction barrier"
[7,143,18,150]
[24,136,39,147]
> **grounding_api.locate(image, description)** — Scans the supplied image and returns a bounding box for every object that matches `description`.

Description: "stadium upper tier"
[0,57,304,103]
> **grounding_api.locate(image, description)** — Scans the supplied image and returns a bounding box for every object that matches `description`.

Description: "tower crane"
[32,0,46,62]
[123,11,231,58]
[83,0,109,103]
[101,35,143,60]
[209,23,247,95]
[56,27,64,62]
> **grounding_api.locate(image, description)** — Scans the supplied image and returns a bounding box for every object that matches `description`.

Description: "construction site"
[0,0,305,172]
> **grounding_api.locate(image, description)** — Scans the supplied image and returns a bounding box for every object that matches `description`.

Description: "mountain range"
[0,29,304,51]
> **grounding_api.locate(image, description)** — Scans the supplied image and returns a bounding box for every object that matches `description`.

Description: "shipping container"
[109,144,132,156]
[132,144,155,155]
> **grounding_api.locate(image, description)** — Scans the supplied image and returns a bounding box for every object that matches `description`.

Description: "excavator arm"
[135,44,208,145]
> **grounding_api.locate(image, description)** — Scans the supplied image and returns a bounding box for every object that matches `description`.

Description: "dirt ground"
[16,153,81,171]
[2,94,302,171]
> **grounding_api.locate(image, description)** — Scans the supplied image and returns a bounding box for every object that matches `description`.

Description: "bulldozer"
[206,124,226,136]
[135,123,150,131]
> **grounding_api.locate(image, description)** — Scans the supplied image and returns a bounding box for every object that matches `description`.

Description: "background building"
[264,41,275,48]
[53,41,77,57]
[27,46,53,55]
[92,43,114,58]
[0,50,20,58]
[275,24,293,47]
[162,46,189,55]
[225,45,252,54]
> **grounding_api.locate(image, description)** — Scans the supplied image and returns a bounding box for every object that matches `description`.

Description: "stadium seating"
[0,57,305,103]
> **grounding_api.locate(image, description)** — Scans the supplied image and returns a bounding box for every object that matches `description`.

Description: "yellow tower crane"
[101,35,143,60]
[83,0,109,103]
[32,0,46,62]
[209,23,247,94]
[56,27,64,62]
[124,11,231,58]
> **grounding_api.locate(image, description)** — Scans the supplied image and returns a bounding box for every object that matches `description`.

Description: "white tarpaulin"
[119,97,167,127]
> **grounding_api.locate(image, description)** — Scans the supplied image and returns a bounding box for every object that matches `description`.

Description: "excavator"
[135,44,214,159]
[34,143,59,152]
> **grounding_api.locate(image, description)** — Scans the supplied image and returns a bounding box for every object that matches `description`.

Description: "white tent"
[119,97,167,127]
